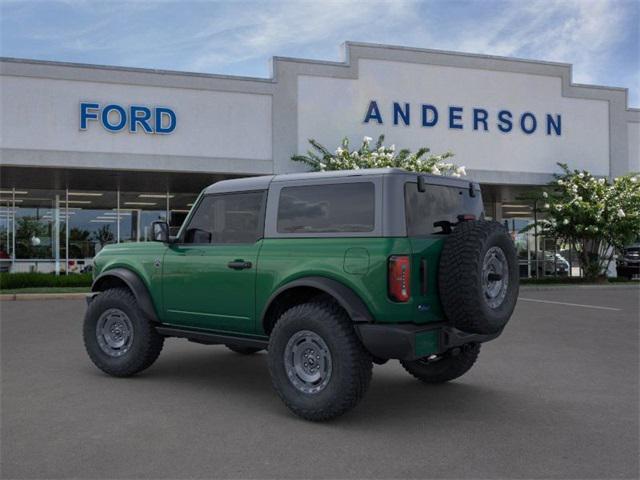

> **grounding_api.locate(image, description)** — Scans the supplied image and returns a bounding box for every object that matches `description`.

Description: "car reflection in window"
[277,182,375,234]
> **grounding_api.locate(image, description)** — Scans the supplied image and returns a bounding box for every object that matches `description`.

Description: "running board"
[155,326,269,349]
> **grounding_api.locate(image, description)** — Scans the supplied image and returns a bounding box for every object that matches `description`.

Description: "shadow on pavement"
[80,345,573,432]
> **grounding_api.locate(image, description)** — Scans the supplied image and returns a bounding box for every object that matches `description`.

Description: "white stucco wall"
[1,44,635,183]
[0,75,272,162]
[628,122,640,173]
[297,59,611,177]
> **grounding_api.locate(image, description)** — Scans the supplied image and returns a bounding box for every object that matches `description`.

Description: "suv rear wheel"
[83,288,164,377]
[267,301,372,421]
[400,344,480,383]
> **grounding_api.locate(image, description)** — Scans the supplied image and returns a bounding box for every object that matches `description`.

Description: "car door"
[161,190,266,334]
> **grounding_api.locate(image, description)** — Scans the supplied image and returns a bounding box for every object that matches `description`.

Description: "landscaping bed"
[0,287,91,295]
[0,273,93,290]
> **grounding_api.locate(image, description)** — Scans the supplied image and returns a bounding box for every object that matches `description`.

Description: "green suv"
[84,168,519,421]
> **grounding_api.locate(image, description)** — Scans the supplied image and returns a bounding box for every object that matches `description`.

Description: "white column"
[11,188,16,270]
[166,191,170,223]
[54,194,60,275]
[5,199,10,261]
[116,188,120,243]
[65,189,69,275]
[495,201,503,222]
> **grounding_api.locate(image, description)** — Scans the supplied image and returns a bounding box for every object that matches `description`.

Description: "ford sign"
[80,103,176,134]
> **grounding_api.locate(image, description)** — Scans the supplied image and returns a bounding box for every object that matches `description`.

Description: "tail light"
[388,255,411,302]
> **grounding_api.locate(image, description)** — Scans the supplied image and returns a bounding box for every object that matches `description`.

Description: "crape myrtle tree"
[292,135,467,177]
[532,163,640,280]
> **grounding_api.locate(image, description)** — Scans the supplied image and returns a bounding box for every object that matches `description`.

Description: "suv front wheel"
[83,288,164,377]
[267,301,372,421]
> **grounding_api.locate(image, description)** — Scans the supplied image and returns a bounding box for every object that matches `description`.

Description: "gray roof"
[203,168,474,194]
[204,175,274,194]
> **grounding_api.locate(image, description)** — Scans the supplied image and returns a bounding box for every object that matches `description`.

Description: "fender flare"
[261,276,373,326]
[91,268,159,322]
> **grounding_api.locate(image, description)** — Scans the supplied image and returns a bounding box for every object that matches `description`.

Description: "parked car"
[83,169,519,421]
[79,264,93,274]
[531,251,569,276]
[617,242,640,279]
[549,252,570,275]
[0,249,11,273]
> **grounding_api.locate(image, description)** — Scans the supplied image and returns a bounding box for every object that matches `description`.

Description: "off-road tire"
[225,345,263,355]
[83,288,164,377]
[439,220,519,334]
[400,344,481,383]
[268,301,373,421]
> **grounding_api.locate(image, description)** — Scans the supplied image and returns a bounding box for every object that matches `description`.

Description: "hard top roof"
[203,168,474,194]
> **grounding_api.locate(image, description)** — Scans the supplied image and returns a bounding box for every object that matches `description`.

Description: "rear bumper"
[355,322,501,361]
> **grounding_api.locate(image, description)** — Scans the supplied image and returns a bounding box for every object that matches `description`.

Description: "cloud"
[1,0,637,103]
[179,0,636,96]
[184,0,418,72]
[424,0,633,87]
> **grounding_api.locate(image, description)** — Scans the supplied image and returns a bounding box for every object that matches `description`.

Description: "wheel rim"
[284,330,332,394]
[96,308,134,357]
[482,246,509,309]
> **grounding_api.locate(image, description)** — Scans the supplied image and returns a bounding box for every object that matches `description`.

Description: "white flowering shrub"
[534,163,640,280]
[292,135,466,177]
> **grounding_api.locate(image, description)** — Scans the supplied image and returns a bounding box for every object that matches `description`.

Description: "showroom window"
[0,188,198,274]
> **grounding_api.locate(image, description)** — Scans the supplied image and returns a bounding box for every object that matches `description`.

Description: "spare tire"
[438,220,519,334]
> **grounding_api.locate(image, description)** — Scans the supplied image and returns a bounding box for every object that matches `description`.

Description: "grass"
[0,286,91,295]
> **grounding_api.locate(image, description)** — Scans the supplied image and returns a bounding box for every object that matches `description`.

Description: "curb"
[520,283,639,291]
[0,292,89,301]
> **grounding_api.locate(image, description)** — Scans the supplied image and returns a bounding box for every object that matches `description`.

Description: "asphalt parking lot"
[1,286,638,479]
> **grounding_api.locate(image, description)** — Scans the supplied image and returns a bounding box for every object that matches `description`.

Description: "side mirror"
[151,221,170,243]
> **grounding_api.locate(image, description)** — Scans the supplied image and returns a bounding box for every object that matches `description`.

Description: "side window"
[277,182,375,233]
[183,191,265,244]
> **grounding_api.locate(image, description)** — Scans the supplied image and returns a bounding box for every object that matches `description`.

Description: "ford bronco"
[84,169,519,421]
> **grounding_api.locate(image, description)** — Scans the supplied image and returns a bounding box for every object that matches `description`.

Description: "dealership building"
[0,42,638,274]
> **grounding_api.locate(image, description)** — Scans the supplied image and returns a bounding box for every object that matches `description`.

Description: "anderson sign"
[363,100,562,136]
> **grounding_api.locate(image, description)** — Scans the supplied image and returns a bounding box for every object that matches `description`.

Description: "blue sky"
[1,0,638,106]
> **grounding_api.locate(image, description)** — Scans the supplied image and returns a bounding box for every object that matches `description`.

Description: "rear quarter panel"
[255,237,445,334]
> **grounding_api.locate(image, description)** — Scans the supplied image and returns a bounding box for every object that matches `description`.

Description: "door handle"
[227,260,252,270]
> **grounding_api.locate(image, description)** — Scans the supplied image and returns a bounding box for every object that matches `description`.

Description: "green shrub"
[0,272,93,290]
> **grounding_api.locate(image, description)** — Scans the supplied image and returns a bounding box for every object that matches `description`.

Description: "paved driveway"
[1,286,638,479]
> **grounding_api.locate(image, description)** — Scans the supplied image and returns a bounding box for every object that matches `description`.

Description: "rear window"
[277,182,375,233]
[405,182,479,236]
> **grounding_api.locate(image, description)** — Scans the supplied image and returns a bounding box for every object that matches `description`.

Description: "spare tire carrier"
[482,246,509,309]
[438,220,519,334]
